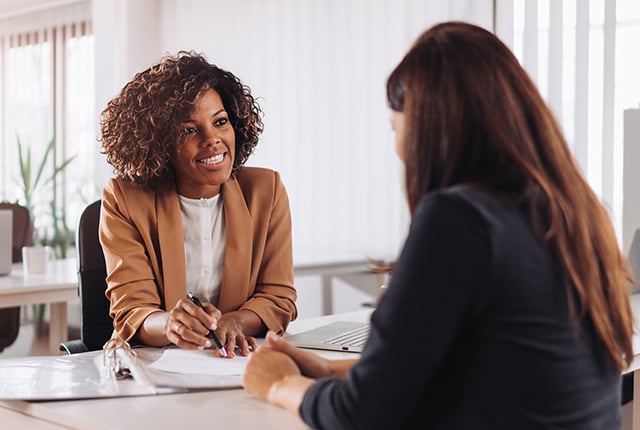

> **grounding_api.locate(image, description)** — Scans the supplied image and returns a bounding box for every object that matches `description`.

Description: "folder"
[0,338,244,400]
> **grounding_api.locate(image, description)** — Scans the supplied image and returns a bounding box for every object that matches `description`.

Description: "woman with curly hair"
[242,22,634,428]
[99,51,297,357]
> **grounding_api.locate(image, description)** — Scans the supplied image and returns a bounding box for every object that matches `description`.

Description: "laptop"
[0,209,13,276]
[285,321,370,353]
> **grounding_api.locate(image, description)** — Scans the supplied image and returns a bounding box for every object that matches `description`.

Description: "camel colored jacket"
[100,167,297,342]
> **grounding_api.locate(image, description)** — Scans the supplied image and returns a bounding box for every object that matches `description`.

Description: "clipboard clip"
[102,338,136,380]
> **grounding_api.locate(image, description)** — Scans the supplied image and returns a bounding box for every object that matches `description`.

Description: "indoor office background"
[0,0,639,351]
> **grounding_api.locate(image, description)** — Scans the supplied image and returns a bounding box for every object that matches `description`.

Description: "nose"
[201,126,221,147]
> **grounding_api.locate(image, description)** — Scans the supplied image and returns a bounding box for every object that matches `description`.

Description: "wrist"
[224,309,264,336]
[267,374,313,414]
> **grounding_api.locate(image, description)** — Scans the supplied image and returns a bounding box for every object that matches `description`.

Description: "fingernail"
[205,340,212,347]
[267,331,278,341]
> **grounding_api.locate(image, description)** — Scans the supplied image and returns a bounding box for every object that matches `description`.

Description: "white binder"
[0,340,243,400]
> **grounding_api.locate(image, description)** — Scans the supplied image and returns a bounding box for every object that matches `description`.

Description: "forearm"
[137,310,170,346]
[328,359,357,379]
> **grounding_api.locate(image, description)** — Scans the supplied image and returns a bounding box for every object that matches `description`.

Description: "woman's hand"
[216,310,260,357]
[165,298,222,350]
[264,331,356,379]
[243,346,302,400]
[243,344,314,415]
[243,331,355,414]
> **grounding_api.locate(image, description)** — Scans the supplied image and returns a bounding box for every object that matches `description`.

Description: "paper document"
[147,348,249,376]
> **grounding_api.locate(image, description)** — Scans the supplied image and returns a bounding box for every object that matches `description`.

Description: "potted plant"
[16,135,76,335]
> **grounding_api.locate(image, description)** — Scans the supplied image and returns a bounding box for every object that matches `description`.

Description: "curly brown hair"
[100,51,263,189]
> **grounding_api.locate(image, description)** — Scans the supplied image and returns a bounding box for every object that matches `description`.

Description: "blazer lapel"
[219,178,252,311]
[156,189,187,311]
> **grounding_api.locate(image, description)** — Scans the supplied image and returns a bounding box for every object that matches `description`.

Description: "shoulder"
[222,167,291,222]
[102,177,171,212]
[415,185,514,231]
[234,166,283,187]
[229,166,287,197]
[104,177,151,198]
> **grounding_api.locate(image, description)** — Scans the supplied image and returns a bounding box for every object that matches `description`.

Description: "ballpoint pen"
[187,292,228,357]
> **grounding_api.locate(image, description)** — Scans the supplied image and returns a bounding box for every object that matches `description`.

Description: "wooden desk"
[0,258,77,354]
[0,310,371,429]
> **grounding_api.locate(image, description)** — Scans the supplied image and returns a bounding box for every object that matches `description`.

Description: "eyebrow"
[182,109,227,124]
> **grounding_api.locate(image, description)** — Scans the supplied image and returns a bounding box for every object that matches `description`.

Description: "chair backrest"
[0,202,33,262]
[0,202,32,352]
[76,200,114,351]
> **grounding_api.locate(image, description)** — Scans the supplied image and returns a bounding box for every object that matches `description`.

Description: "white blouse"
[178,194,226,306]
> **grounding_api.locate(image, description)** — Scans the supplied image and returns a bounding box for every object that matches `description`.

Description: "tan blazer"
[100,167,297,342]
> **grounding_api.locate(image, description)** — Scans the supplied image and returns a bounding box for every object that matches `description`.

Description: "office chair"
[0,202,34,353]
[59,200,114,354]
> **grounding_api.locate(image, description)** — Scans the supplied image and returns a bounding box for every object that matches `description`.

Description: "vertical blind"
[0,0,95,240]
[495,0,640,246]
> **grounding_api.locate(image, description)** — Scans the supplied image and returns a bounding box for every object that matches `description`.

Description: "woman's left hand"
[243,345,301,400]
[216,310,259,357]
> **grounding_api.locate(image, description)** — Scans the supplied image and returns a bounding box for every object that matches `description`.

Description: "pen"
[187,292,228,357]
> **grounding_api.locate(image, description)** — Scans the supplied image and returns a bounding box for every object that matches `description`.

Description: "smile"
[197,153,224,165]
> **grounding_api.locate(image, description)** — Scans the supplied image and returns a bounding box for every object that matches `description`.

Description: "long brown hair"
[387,21,634,370]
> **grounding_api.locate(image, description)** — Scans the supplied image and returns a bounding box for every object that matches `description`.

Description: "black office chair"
[0,202,34,353]
[59,200,114,354]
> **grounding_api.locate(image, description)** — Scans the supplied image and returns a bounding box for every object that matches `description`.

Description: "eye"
[184,126,197,135]
[214,117,228,127]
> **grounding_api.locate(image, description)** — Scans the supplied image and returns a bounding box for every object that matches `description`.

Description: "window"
[0,1,95,248]
[496,0,640,242]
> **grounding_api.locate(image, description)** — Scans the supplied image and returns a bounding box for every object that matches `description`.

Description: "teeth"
[199,154,224,164]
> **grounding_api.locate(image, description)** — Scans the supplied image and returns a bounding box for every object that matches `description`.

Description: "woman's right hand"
[264,331,354,379]
[165,298,222,349]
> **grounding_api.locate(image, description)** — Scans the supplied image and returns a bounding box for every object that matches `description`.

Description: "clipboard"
[0,338,243,401]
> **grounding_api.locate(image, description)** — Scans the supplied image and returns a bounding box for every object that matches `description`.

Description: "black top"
[300,186,620,430]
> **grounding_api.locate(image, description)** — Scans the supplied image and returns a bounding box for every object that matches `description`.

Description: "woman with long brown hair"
[242,22,634,429]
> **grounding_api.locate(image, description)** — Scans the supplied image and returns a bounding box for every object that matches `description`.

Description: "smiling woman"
[174,89,236,199]
[98,52,298,357]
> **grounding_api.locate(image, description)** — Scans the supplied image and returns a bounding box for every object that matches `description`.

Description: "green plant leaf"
[31,136,55,193]
[17,136,33,207]
[15,134,77,251]
[44,155,77,187]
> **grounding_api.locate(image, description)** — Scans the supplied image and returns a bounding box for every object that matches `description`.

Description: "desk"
[0,258,77,354]
[294,249,370,315]
[3,303,639,429]
[0,309,371,429]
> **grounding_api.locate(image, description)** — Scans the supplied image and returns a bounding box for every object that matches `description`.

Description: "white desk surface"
[0,309,372,430]
[0,258,78,354]
[4,299,640,429]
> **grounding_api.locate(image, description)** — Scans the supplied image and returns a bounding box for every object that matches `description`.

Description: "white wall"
[93,0,491,256]
[92,0,493,316]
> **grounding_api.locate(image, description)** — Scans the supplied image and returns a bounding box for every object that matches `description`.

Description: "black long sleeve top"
[300,185,620,429]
